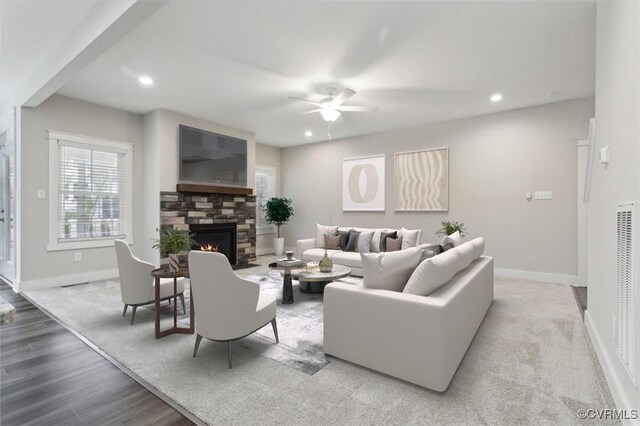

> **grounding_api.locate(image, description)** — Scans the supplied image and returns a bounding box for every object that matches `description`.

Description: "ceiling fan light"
[320,109,340,122]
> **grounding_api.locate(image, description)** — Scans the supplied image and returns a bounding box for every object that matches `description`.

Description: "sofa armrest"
[296,238,316,259]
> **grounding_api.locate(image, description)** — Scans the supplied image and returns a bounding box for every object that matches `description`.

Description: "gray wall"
[20,95,144,282]
[255,142,282,254]
[586,2,639,410]
[282,98,594,278]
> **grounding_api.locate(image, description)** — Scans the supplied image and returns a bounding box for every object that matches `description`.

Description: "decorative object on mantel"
[319,230,334,272]
[152,228,196,272]
[342,154,386,211]
[264,197,294,256]
[176,183,253,195]
[394,147,449,211]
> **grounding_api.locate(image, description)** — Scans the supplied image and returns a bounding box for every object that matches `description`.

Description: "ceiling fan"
[290,87,378,122]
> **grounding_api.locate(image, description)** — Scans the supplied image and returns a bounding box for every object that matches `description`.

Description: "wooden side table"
[151,268,194,339]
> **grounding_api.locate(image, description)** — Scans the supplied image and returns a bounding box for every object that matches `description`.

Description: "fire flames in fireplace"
[200,243,219,252]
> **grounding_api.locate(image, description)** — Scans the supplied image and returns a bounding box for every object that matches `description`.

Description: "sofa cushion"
[379,231,398,252]
[338,230,351,250]
[440,230,461,247]
[358,231,374,253]
[332,251,363,268]
[325,234,342,250]
[369,228,389,252]
[302,248,341,263]
[386,236,402,252]
[345,230,361,252]
[403,248,461,296]
[399,227,420,250]
[362,247,422,292]
[471,237,485,259]
[456,240,476,270]
[316,224,338,248]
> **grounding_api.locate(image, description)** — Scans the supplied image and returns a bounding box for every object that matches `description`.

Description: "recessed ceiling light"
[490,94,503,102]
[139,76,154,86]
[304,130,313,137]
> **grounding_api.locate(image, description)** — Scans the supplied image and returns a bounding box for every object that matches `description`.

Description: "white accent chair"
[114,239,186,325]
[188,251,278,368]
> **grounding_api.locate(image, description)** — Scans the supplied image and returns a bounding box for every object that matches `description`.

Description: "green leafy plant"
[435,220,467,238]
[152,228,196,257]
[264,197,294,238]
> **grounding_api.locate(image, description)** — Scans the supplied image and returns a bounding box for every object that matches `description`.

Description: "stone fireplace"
[160,190,256,267]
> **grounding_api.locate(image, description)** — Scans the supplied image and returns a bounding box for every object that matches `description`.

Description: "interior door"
[0,111,16,283]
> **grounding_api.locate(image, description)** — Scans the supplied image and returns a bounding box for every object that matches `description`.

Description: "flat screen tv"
[179,125,247,186]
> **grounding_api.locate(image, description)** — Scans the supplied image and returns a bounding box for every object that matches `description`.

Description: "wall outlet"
[37,189,46,199]
[74,252,82,262]
[534,191,553,200]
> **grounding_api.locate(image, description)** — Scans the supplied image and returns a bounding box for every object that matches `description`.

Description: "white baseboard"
[17,268,119,292]
[585,311,638,418]
[495,268,577,285]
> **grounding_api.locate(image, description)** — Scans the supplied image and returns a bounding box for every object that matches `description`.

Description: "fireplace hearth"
[190,223,237,265]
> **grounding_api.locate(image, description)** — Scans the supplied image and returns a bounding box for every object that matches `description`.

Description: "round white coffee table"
[292,264,351,294]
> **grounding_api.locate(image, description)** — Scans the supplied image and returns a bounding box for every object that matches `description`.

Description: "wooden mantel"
[176,183,254,195]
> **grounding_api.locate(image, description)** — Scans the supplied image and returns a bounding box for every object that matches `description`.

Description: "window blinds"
[57,141,127,241]
[255,169,275,230]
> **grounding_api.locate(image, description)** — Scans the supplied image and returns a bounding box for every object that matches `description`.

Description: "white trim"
[495,267,577,285]
[47,131,134,251]
[255,164,277,233]
[16,268,119,292]
[585,312,637,414]
[15,107,21,287]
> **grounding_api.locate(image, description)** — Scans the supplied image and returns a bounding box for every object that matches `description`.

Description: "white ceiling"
[57,1,596,147]
[0,0,100,113]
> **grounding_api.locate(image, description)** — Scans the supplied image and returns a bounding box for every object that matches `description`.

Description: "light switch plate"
[534,191,553,200]
[37,189,46,199]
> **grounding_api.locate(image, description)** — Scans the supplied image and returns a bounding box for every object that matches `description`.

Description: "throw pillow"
[362,247,422,292]
[379,231,398,252]
[316,224,338,248]
[386,236,402,252]
[370,229,390,253]
[441,230,461,247]
[419,246,438,263]
[399,227,420,250]
[471,237,485,259]
[325,234,342,250]
[440,242,455,252]
[338,230,351,251]
[456,240,476,270]
[357,231,374,254]
[403,248,461,296]
[345,230,361,252]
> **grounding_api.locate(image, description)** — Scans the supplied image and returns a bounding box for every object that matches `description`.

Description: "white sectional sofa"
[323,240,494,392]
[296,226,436,277]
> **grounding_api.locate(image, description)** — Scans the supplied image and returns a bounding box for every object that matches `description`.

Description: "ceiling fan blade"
[332,88,356,105]
[300,109,321,115]
[288,96,321,106]
[338,105,379,112]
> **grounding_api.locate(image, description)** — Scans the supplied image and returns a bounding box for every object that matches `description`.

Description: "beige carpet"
[25,272,616,425]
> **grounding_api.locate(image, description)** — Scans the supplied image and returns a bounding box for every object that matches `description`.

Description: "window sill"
[47,236,133,252]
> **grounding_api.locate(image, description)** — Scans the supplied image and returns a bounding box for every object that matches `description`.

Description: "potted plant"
[152,228,196,272]
[264,197,294,256]
[435,220,467,238]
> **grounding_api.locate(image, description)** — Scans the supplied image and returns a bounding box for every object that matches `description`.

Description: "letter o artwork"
[348,164,379,203]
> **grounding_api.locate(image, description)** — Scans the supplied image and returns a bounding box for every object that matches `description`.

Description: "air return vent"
[616,202,638,386]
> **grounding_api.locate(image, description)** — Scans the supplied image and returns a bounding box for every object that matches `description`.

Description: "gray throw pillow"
[386,236,402,252]
[325,234,341,250]
[357,231,375,254]
[345,230,361,252]
[379,231,398,252]
[338,230,351,251]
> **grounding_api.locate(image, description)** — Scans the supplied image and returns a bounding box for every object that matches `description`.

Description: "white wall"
[585,2,640,413]
[20,95,144,287]
[282,98,594,281]
[255,142,282,255]
[141,109,256,264]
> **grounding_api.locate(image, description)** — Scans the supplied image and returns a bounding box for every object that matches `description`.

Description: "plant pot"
[274,237,285,256]
[168,253,180,273]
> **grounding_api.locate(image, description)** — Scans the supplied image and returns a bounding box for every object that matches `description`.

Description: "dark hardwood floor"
[0,282,194,426]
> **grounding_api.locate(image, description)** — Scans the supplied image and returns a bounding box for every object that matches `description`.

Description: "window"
[48,131,133,251]
[255,166,277,234]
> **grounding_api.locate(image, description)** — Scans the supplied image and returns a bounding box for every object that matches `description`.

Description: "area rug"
[24,273,617,425]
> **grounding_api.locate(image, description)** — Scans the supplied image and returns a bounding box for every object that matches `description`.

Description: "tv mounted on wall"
[179,124,247,187]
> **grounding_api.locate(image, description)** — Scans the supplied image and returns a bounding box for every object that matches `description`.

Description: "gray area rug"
[25,272,617,425]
